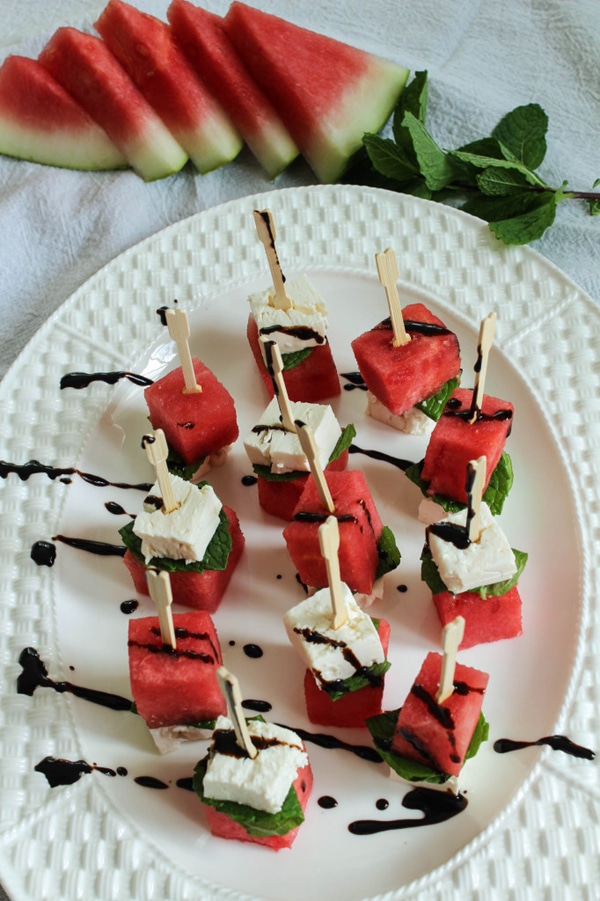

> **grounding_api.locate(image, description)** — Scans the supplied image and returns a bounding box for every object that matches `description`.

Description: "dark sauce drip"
[291,511,357,525]
[349,444,414,472]
[318,795,338,809]
[34,756,127,787]
[428,520,470,550]
[494,735,596,759]
[143,494,163,511]
[241,475,258,486]
[443,397,513,424]
[60,371,153,390]
[134,776,169,790]
[212,727,297,760]
[292,628,382,695]
[374,316,452,338]
[0,460,152,491]
[341,371,368,391]
[128,626,218,663]
[259,323,324,344]
[17,647,132,711]
[120,599,139,615]
[30,540,56,567]
[243,643,263,659]
[397,584,408,593]
[256,211,285,282]
[52,534,126,557]
[176,777,195,792]
[156,300,178,326]
[242,699,272,713]
[376,798,389,810]
[278,724,382,764]
[348,787,468,834]
[105,501,134,517]
[252,421,287,434]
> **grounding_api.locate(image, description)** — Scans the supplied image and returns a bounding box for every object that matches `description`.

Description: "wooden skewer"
[468,311,497,423]
[141,429,178,514]
[295,421,335,514]
[259,336,296,432]
[436,616,465,704]
[318,516,347,629]
[253,209,291,311]
[146,569,176,649]
[466,456,487,543]
[217,666,257,759]
[165,308,202,394]
[375,247,410,348]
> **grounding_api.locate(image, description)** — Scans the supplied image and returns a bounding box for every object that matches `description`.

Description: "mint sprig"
[352,71,599,245]
[420,545,528,598]
[404,451,514,516]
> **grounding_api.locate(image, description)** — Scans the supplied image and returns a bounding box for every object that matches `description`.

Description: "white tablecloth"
[0,2,599,900]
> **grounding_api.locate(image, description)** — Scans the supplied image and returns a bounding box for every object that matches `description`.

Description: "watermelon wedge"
[95,0,243,174]
[167,0,299,178]
[38,26,188,181]
[224,1,409,182]
[0,55,127,171]
[433,585,523,649]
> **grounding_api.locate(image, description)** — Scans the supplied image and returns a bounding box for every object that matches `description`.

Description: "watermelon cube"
[433,585,523,649]
[420,387,514,505]
[128,610,225,729]
[351,303,461,417]
[391,651,489,778]
[303,618,391,727]
[224,2,409,183]
[167,0,299,178]
[122,505,245,613]
[256,449,348,521]
[95,0,243,174]
[144,357,238,470]
[283,470,387,595]
[38,27,188,181]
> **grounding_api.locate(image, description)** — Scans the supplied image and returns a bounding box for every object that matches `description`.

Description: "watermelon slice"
[167,0,298,177]
[391,651,489,778]
[433,585,523,649]
[144,357,239,470]
[95,0,243,174]
[128,610,226,729]
[122,505,245,613]
[351,302,461,417]
[420,387,514,505]
[224,2,409,183]
[0,54,127,171]
[38,26,188,181]
[283,470,394,595]
[303,618,391,727]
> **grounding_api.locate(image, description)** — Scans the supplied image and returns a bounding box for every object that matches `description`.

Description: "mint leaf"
[489,191,558,244]
[252,423,356,483]
[420,545,527,599]
[325,658,392,702]
[362,134,418,182]
[394,69,428,128]
[492,103,548,170]
[375,525,401,580]
[449,149,539,184]
[590,179,600,215]
[461,190,539,222]
[478,548,528,598]
[404,452,513,516]
[282,347,313,370]
[476,166,538,196]
[415,376,461,421]
[165,445,204,481]
[402,112,459,191]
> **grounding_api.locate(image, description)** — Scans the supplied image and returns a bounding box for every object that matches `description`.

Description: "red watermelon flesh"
[433,585,523,649]
[0,54,128,171]
[420,387,514,504]
[351,303,461,416]
[128,610,226,728]
[224,1,409,183]
[123,505,245,613]
[144,357,239,466]
[256,449,348,521]
[283,470,384,594]
[38,26,188,181]
[95,0,243,174]
[203,758,313,850]
[303,618,390,727]
[247,315,340,402]
[391,651,488,778]
[167,0,298,178]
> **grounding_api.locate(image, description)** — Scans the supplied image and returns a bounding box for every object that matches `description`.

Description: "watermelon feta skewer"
[193,667,313,850]
[351,247,462,435]
[167,0,299,178]
[0,55,128,171]
[224,1,409,183]
[247,209,340,402]
[95,0,243,174]
[283,516,391,728]
[38,26,188,182]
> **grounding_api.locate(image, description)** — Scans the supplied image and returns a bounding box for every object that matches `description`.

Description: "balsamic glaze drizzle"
[494,735,595,759]
[0,459,152,491]
[348,787,468,834]
[60,371,153,390]
[17,647,132,711]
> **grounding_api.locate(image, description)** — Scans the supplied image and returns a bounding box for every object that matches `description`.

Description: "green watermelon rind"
[251,423,356,483]
[119,499,232,573]
[366,707,489,784]
[420,545,528,598]
[415,375,461,421]
[405,451,514,516]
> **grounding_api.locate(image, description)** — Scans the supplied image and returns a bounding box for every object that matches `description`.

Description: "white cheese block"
[133,475,222,564]
[248,273,328,353]
[243,396,342,473]
[283,584,385,685]
[150,723,213,755]
[427,501,517,594]
[366,390,434,436]
[203,716,308,814]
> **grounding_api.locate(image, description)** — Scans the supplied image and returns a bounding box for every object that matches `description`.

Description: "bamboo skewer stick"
[165,308,202,394]
[318,516,347,629]
[141,429,178,514]
[375,247,410,347]
[253,209,291,311]
[217,666,257,759]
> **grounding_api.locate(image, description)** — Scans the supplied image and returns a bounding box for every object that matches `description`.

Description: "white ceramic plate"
[1,185,598,901]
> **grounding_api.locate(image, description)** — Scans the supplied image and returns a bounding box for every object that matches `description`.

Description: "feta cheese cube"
[203,716,308,814]
[133,475,222,564]
[283,584,385,685]
[427,501,517,594]
[249,274,328,353]
[244,396,342,473]
[367,391,434,436]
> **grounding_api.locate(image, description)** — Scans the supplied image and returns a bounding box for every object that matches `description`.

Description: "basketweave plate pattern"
[0,184,598,901]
